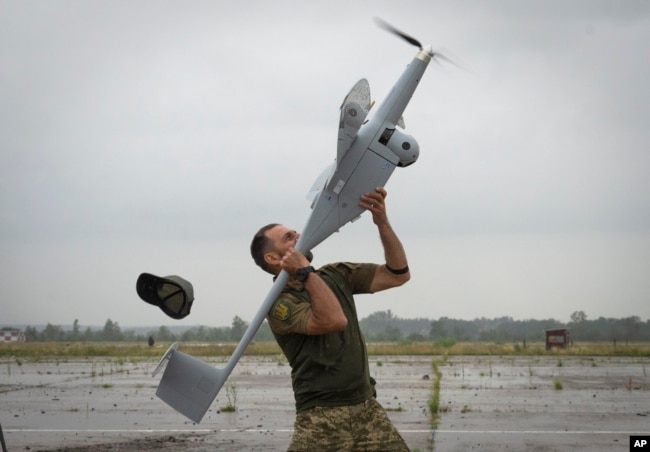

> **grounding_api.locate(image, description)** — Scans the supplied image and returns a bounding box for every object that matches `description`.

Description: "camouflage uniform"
[288,398,408,451]
[267,263,409,451]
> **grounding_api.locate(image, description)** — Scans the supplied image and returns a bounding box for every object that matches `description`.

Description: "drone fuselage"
[296,46,433,254]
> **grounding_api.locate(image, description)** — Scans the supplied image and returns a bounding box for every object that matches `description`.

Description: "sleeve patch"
[271,301,291,321]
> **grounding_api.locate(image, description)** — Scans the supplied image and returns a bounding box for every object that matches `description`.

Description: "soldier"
[250,187,411,451]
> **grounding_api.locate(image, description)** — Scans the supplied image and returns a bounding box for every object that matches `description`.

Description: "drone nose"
[417,45,434,63]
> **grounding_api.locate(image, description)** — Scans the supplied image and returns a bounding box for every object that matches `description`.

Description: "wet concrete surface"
[435,355,650,451]
[1,354,648,451]
[1,355,432,451]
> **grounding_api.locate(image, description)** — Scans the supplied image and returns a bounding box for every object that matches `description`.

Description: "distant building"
[1,328,26,343]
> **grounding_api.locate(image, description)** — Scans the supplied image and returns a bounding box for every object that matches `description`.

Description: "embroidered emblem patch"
[272,302,291,321]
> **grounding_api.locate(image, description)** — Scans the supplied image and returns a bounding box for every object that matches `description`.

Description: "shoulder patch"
[271,301,291,321]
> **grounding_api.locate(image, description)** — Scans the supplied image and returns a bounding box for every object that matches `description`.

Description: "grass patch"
[428,357,444,428]
[2,341,649,359]
[220,379,238,413]
[385,406,404,412]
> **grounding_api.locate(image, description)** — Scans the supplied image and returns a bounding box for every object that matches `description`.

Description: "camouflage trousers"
[287,397,409,451]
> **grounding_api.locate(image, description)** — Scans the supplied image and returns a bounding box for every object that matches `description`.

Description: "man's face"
[265,225,299,259]
[264,225,313,269]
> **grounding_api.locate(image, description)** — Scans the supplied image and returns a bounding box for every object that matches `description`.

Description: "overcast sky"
[2,0,649,329]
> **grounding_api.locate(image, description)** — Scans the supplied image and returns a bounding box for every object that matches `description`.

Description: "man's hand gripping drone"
[141,19,448,423]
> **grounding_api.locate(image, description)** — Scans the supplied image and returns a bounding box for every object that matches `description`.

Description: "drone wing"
[337,79,371,165]
[306,161,336,207]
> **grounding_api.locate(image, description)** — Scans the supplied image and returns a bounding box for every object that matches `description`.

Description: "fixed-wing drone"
[150,19,444,423]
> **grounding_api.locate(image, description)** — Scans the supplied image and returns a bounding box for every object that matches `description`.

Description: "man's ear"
[264,251,280,267]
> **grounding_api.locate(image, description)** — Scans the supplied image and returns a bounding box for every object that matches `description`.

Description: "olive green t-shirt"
[267,262,377,413]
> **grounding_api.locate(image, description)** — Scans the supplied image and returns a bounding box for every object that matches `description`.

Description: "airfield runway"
[1,353,648,451]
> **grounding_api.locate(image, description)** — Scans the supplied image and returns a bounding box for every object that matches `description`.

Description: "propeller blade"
[431,51,466,72]
[374,17,422,49]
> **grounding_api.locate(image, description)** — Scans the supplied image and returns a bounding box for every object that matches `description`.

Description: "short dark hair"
[250,223,279,274]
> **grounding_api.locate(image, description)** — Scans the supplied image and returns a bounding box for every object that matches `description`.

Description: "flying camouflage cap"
[136,273,194,319]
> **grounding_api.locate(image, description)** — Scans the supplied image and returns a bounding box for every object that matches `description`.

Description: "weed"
[385,405,403,412]
[221,379,238,412]
[553,379,563,390]
[428,358,443,428]
[625,377,633,391]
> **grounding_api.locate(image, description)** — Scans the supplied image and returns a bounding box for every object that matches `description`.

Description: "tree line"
[20,317,274,343]
[16,310,650,344]
[360,310,650,343]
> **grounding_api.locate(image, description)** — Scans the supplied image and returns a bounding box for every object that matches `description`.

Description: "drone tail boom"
[152,271,290,423]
